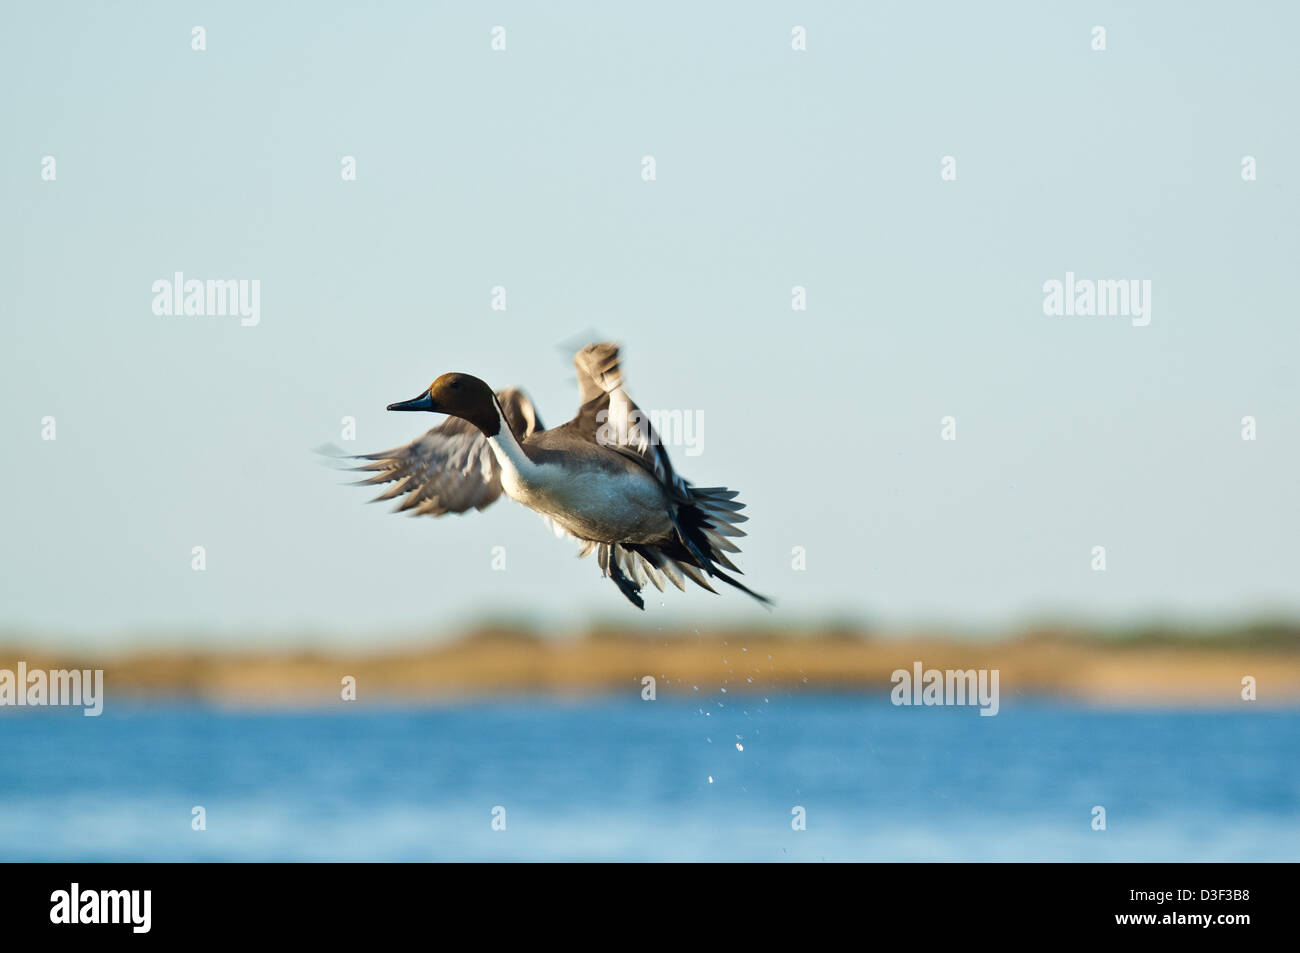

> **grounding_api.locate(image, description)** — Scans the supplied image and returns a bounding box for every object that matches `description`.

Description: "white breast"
[483,402,673,543]
[503,460,672,543]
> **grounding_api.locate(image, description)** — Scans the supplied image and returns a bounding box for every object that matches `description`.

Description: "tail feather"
[709,565,774,607]
[579,485,772,609]
[579,483,769,608]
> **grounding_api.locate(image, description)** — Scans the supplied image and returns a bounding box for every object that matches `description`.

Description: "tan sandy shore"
[3,625,1298,707]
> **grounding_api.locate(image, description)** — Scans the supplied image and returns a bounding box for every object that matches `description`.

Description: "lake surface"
[1,696,1296,861]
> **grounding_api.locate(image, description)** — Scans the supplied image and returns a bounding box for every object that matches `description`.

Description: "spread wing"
[574,341,624,404]
[572,342,689,498]
[337,388,542,516]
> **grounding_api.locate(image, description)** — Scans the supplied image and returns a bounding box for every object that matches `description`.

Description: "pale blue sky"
[2,3,1296,646]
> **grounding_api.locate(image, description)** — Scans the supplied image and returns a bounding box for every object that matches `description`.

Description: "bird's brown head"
[388,372,500,436]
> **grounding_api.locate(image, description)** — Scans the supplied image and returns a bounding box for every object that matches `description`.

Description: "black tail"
[583,487,771,609]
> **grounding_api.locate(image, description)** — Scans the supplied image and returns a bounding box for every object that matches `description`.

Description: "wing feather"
[570,343,690,498]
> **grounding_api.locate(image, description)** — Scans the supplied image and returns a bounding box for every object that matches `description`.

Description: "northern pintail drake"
[334,343,770,609]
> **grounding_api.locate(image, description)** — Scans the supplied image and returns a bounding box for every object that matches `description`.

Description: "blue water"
[1,696,1296,861]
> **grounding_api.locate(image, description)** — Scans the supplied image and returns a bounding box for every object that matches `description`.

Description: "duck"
[334,343,770,609]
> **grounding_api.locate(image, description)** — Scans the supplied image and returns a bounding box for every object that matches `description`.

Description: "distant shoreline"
[3,627,1297,707]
